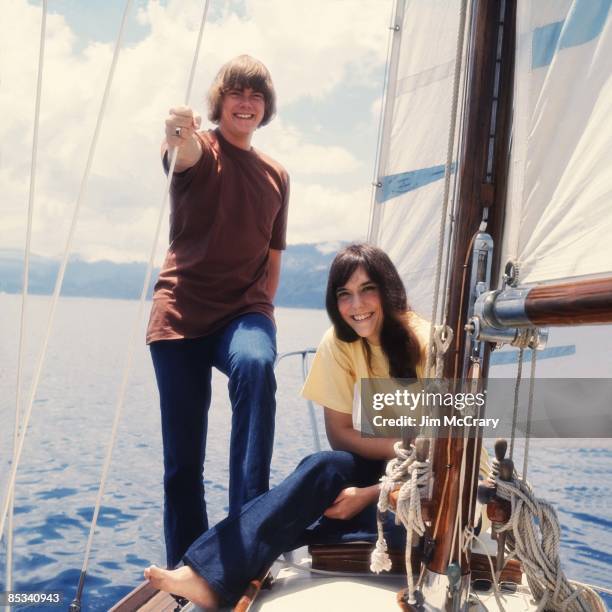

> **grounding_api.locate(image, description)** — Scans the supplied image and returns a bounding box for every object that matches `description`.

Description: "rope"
[522,348,537,480]
[465,365,485,550]
[419,0,470,576]
[71,2,211,606]
[433,325,454,380]
[451,424,469,563]
[495,476,606,612]
[439,7,474,333]
[462,527,507,612]
[0,0,132,545]
[7,1,48,595]
[371,442,430,605]
[509,347,524,460]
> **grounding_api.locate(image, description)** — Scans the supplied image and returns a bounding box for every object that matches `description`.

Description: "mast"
[421,0,516,604]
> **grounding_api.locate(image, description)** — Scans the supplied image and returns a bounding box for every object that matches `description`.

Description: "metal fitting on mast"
[467,258,549,350]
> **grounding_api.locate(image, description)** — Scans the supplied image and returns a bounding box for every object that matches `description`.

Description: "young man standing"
[146,55,289,568]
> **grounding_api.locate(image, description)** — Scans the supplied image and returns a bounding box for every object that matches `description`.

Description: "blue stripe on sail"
[490,345,576,366]
[532,0,610,69]
[377,163,456,204]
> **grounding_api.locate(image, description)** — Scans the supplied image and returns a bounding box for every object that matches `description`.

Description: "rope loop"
[433,324,454,379]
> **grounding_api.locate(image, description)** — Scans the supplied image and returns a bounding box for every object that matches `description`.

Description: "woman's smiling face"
[336,265,383,344]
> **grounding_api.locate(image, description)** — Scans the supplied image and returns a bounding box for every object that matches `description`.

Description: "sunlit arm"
[268,249,282,300]
[323,407,399,460]
[161,136,202,174]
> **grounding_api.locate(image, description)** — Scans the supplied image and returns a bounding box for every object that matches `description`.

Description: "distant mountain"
[0,243,344,309]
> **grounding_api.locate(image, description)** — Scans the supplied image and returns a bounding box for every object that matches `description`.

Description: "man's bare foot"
[144,564,220,609]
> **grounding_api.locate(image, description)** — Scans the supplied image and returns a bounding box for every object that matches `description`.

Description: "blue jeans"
[183,451,405,606]
[150,313,277,568]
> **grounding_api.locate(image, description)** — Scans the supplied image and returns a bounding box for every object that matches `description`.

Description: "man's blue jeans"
[183,451,405,605]
[150,313,277,568]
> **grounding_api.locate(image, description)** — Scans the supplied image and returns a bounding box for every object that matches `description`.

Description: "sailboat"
[4,0,610,610]
[111,0,611,610]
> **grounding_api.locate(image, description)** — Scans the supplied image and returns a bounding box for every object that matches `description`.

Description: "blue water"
[0,295,610,610]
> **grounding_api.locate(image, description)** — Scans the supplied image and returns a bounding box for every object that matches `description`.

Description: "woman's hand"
[323,485,379,520]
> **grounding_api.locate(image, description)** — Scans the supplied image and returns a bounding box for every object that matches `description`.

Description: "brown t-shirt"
[146,128,289,344]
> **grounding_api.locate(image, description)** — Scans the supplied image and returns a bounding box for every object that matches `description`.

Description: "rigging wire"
[509,347,524,460]
[69,2,211,609]
[0,0,133,546]
[424,0,473,579]
[450,425,468,563]
[366,0,397,242]
[420,233,475,589]
[440,0,476,331]
[424,0,469,377]
[461,527,507,612]
[414,0,471,578]
[464,372,485,565]
[367,0,405,246]
[6,0,48,598]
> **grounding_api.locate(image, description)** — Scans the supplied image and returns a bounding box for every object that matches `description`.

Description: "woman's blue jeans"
[183,451,404,606]
[150,313,277,568]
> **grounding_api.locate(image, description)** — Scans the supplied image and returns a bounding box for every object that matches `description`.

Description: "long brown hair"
[325,243,420,378]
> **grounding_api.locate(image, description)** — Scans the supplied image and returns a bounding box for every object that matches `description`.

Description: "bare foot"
[144,564,220,609]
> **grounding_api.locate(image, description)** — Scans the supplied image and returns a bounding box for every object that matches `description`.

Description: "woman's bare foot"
[144,564,220,609]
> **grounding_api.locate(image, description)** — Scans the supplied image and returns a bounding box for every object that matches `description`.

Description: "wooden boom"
[526,277,612,325]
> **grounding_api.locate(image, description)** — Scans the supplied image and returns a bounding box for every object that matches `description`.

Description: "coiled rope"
[495,476,606,612]
[371,441,431,605]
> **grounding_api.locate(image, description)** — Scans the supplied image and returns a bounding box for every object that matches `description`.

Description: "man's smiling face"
[219,87,265,141]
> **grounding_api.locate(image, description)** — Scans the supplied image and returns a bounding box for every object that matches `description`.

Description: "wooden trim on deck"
[233,570,272,612]
[310,542,419,575]
[109,580,171,612]
[109,581,157,611]
[309,543,522,585]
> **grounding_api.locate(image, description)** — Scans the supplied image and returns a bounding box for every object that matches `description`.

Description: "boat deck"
[249,555,537,612]
[110,536,544,611]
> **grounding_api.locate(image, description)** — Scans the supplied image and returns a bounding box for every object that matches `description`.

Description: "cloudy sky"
[1,0,393,263]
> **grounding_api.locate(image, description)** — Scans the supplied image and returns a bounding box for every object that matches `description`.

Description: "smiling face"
[218,87,265,147]
[336,266,383,344]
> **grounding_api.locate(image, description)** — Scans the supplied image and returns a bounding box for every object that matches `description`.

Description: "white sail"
[501,0,612,285]
[368,0,468,319]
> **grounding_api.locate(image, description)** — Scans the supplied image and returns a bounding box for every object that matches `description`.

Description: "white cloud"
[287,181,373,245]
[0,0,390,262]
[256,120,362,176]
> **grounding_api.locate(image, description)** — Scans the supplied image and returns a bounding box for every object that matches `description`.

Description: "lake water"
[0,294,610,610]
